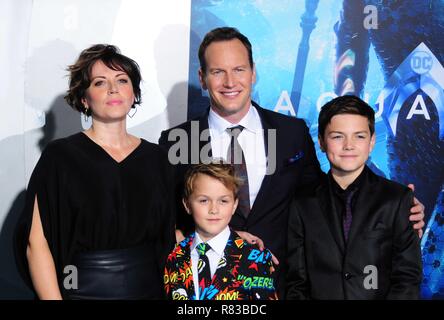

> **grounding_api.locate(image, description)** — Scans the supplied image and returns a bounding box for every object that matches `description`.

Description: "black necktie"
[196,242,212,290]
[343,189,357,241]
[226,125,250,218]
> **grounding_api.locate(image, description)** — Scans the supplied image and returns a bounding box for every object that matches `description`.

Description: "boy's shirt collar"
[328,165,368,196]
[192,226,231,256]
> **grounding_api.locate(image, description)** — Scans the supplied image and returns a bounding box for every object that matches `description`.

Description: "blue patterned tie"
[227,125,250,218]
[196,242,212,290]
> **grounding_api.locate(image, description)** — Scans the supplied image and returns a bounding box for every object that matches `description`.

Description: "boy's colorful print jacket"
[164,230,277,300]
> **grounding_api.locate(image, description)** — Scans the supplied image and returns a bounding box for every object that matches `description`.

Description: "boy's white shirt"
[191,226,231,300]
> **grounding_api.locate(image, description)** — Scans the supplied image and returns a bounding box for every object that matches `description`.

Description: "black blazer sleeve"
[297,121,323,190]
[14,143,65,294]
[286,197,310,299]
[158,128,195,235]
[387,189,422,299]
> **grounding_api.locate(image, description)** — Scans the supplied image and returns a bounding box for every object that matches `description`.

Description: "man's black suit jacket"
[286,167,422,299]
[159,102,322,295]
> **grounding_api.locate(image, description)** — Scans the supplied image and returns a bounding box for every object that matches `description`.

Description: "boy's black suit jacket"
[286,167,422,299]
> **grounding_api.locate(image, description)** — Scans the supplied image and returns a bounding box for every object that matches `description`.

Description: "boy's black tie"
[343,188,357,241]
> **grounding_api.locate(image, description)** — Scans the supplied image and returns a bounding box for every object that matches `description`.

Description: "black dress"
[14,132,176,299]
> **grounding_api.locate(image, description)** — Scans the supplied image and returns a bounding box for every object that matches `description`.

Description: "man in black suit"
[286,96,422,299]
[159,27,424,298]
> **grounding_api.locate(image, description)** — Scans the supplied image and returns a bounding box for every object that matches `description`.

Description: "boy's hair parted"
[183,160,243,200]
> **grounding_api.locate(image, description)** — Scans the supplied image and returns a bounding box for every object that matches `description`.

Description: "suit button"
[344,272,352,280]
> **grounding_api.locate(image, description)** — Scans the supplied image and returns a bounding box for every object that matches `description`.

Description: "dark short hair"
[198,27,253,74]
[183,161,242,200]
[64,44,142,115]
[318,95,375,138]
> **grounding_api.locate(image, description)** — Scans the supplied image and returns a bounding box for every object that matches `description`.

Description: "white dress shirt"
[191,226,231,300]
[208,105,267,207]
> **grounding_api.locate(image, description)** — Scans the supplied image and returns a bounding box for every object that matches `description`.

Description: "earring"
[84,107,89,122]
[127,106,137,118]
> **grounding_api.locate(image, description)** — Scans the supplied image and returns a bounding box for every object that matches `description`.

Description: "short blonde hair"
[183,161,242,200]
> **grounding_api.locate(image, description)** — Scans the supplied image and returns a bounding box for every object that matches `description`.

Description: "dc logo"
[410,51,433,75]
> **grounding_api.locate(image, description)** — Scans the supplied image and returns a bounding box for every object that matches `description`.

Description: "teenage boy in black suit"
[286,95,422,299]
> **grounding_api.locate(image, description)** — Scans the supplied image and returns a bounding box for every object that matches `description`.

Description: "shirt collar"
[208,104,261,136]
[192,226,231,256]
[329,165,368,196]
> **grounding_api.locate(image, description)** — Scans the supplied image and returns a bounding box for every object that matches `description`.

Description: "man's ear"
[198,68,207,90]
[252,63,256,85]
[369,133,376,153]
[232,198,239,215]
[182,198,191,215]
[318,135,326,152]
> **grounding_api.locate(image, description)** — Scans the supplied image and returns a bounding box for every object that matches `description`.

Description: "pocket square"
[286,151,304,165]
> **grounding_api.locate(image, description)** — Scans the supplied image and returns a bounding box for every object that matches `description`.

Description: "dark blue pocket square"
[286,151,304,165]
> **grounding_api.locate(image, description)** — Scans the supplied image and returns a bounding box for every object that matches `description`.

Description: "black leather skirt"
[65,245,164,300]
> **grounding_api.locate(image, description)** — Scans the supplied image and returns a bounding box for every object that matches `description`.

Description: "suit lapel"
[247,103,275,224]
[188,110,212,165]
[210,231,242,290]
[317,179,346,254]
[190,109,212,164]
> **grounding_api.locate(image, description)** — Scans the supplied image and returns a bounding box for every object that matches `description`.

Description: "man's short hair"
[198,27,253,74]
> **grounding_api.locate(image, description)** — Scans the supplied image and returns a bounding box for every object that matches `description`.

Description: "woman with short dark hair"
[15,44,175,300]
